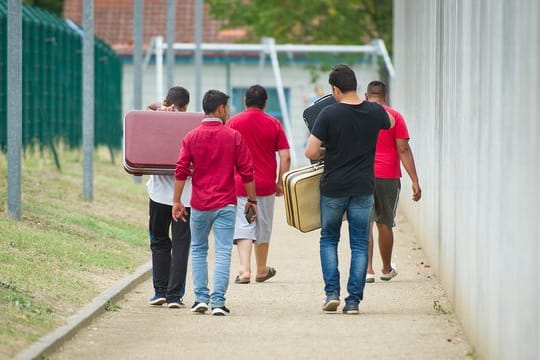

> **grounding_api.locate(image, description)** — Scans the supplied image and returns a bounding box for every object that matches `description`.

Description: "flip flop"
[255,267,276,283]
[234,275,250,284]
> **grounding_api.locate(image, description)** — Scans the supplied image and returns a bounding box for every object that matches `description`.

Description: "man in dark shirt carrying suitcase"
[305,64,394,315]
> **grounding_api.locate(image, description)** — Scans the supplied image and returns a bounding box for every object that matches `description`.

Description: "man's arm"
[147,102,176,112]
[172,144,191,223]
[385,110,396,128]
[243,180,258,223]
[305,134,323,161]
[396,138,421,201]
[146,102,161,111]
[172,179,188,222]
[276,149,291,196]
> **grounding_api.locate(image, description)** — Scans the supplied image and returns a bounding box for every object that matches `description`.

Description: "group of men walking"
[146,63,421,316]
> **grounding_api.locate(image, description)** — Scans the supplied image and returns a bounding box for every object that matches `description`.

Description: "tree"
[206,0,392,81]
[23,0,64,16]
[206,0,392,51]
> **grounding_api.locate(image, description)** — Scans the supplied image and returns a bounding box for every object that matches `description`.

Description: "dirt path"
[52,197,470,359]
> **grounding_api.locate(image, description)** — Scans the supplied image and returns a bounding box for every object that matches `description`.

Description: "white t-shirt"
[146,175,192,206]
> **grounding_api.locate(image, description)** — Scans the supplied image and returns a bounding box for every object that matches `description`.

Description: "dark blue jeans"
[320,194,373,305]
[149,199,191,303]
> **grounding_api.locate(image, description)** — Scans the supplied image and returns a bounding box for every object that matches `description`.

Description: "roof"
[63,0,245,55]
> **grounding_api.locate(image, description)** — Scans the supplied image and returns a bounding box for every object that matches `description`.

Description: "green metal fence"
[0,3,122,157]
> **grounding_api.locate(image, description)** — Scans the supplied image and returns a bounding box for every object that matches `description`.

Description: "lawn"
[0,146,150,359]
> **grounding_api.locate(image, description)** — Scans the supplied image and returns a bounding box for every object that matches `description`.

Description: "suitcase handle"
[309,160,324,170]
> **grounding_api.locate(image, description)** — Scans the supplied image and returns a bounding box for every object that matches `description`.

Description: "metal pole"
[155,36,164,100]
[166,0,176,90]
[257,44,265,84]
[225,62,231,96]
[82,0,94,201]
[133,0,143,110]
[194,0,203,111]
[132,0,144,183]
[7,0,22,220]
[264,37,298,166]
[373,39,395,78]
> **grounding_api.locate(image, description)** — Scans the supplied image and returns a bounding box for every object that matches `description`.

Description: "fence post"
[82,0,94,201]
[194,0,202,111]
[7,0,22,220]
[166,0,176,90]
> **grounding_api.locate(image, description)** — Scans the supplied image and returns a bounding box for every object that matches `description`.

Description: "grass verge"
[0,147,150,359]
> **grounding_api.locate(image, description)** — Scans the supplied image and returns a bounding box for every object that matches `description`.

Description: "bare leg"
[376,223,394,273]
[236,239,252,279]
[254,243,270,277]
[367,222,375,275]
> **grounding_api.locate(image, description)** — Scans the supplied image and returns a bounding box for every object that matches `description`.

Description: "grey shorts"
[233,195,275,245]
[372,178,401,228]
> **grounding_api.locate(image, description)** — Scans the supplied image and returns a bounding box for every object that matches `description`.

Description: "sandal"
[255,267,276,283]
[366,273,375,283]
[234,274,250,284]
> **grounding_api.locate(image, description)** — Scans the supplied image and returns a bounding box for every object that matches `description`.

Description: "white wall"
[393,1,539,359]
[122,61,381,166]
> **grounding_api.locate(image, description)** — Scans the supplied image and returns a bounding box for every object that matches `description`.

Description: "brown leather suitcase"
[123,110,204,175]
[282,163,324,232]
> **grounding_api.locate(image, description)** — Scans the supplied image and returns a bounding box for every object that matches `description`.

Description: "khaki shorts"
[233,195,275,245]
[372,178,400,228]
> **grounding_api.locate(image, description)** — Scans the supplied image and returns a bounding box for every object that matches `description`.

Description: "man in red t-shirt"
[226,85,291,284]
[365,81,422,282]
[173,90,257,316]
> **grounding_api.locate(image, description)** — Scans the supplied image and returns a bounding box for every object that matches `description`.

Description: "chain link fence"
[0,3,122,162]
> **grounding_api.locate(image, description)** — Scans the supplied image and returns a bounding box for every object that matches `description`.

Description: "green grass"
[0,147,150,359]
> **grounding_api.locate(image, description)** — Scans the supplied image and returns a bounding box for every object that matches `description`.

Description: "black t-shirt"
[311,101,390,197]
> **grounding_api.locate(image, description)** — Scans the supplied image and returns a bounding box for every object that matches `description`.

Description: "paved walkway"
[52,197,470,359]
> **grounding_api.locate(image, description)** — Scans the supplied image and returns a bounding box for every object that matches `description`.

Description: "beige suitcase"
[282,163,324,232]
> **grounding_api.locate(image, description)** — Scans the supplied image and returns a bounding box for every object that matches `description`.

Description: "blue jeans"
[190,205,236,308]
[320,194,373,305]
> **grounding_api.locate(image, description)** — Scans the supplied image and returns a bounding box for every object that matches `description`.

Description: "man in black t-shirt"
[305,64,394,315]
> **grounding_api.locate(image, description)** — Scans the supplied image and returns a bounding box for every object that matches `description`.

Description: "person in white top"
[146,86,192,308]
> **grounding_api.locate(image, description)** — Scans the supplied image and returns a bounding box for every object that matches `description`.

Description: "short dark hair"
[202,90,229,114]
[367,81,387,97]
[245,85,268,109]
[164,86,190,109]
[328,64,357,92]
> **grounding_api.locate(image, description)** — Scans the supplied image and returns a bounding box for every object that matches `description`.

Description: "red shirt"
[175,119,254,211]
[226,108,290,196]
[374,105,410,179]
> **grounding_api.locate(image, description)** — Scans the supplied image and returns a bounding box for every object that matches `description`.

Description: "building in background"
[63,0,382,165]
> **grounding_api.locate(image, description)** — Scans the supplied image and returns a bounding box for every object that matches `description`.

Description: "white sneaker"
[191,302,209,314]
[380,264,398,281]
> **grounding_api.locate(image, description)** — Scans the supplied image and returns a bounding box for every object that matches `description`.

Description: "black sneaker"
[211,306,230,316]
[191,301,208,314]
[322,294,340,313]
[148,295,166,306]
[342,303,359,315]
[167,298,185,309]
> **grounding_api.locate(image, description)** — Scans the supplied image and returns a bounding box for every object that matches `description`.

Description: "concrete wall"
[122,61,381,166]
[393,1,539,359]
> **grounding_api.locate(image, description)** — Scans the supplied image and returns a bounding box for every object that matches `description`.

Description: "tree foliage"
[206,0,392,54]
[23,0,64,16]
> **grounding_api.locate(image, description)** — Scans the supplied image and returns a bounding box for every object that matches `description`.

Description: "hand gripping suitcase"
[282,163,324,232]
[123,110,205,175]
[302,94,336,132]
